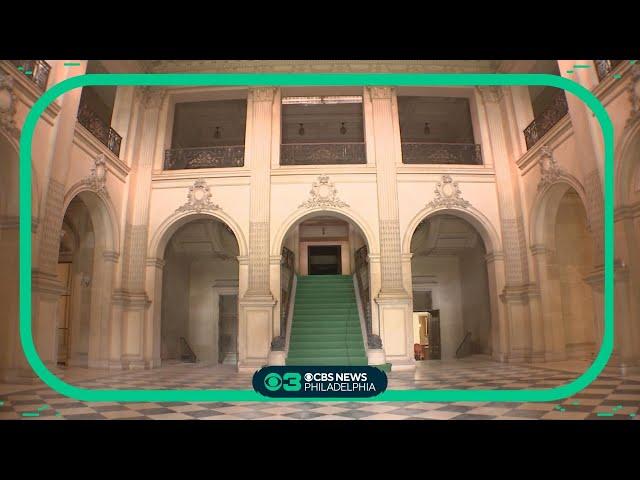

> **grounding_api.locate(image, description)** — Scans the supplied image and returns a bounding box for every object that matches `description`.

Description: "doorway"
[414,310,441,360]
[308,245,342,275]
[218,294,238,364]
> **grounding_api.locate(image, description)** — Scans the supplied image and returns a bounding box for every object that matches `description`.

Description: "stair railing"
[455,331,473,359]
[355,245,382,349]
[272,246,295,352]
[179,337,197,363]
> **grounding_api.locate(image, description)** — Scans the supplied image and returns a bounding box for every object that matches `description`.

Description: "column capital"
[367,86,395,100]
[137,86,167,109]
[477,86,505,104]
[249,87,277,103]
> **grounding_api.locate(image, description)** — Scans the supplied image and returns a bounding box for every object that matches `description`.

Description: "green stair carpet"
[286,275,368,366]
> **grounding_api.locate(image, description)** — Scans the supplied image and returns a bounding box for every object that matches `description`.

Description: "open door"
[427,309,441,360]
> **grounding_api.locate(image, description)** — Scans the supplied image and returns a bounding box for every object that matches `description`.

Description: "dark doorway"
[427,310,441,360]
[218,294,238,364]
[308,245,341,275]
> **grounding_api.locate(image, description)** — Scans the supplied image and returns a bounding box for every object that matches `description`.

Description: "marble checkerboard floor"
[1,356,639,420]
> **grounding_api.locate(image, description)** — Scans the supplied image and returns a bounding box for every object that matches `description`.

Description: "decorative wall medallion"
[0,73,19,139]
[537,145,562,191]
[628,64,640,127]
[175,179,220,213]
[299,174,349,209]
[83,154,108,195]
[426,175,470,209]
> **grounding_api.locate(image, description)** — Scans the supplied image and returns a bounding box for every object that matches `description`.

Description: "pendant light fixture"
[298,123,305,136]
[214,126,221,139]
[340,122,347,135]
[424,122,431,136]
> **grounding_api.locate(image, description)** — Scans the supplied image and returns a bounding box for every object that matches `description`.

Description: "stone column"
[30,61,88,377]
[558,61,604,264]
[530,245,567,361]
[478,87,534,362]
[366,86,413,369]
[116,86,166,369]
[239,87,277,371]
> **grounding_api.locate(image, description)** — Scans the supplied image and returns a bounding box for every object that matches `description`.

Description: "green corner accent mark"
[37,404,50,412]
[613,74,622,79]
[566,70,574,74]
[63,62,81,67]
[573,64,591,69]
[630,60,637,65]
[596,412,615,417]
[21,412,40,417]
[18,73,615,403]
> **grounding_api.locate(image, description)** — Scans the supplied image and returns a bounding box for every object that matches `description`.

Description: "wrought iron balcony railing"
[164,145,245,170]
[10,60,51,91]
[280,142,366,165]
[401,142,482,165]
[523,89,569,150]
[594,60,624,82]
[77,99,122,157]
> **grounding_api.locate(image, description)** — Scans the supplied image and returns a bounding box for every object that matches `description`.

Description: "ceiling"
[411,214,484,256]
[139,60,500,73]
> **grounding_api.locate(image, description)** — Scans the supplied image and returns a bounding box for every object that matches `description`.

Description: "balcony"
[10,60,51,91]
[77,98,122,156]
[594,60,624,82]
[164,146,245,170]
[523,89,569,150]
[280,142,366,165]
[401,142,482,165]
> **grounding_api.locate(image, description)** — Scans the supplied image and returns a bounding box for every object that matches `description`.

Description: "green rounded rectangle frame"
[19,72,614,402]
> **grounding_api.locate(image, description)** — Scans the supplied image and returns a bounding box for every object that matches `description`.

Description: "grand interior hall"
[1,59,639,420]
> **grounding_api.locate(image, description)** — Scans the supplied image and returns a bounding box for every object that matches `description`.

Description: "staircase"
[286,275,368,366]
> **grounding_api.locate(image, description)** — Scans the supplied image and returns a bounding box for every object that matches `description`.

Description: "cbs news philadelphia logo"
[254,366,387,398]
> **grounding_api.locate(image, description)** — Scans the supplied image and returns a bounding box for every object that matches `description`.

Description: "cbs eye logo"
[263,372,302,392]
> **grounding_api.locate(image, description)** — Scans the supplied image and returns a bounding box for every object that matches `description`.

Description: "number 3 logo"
[282,372,302,392]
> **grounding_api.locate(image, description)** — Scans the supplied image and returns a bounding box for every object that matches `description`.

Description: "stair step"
[286,357,369,366]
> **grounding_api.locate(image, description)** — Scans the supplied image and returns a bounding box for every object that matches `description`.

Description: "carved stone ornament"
[477,86,504,104]
[299,174,349,209]
[628,64,640,127]
[0,73,20,139]
[251,87,277,103]
[83,154,108,195]
[426,175,470,209]
[537,145,562,191]
[368,86,394,100]
[175,179,220,214]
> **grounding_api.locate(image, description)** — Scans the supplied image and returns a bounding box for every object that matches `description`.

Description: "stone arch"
[530,177,590,250]
[150,209,248,261]
[615,118,640,207]
[403,205,501,256]
[63,184,120,254]
[272,206,378,257]
[56,188,119,368]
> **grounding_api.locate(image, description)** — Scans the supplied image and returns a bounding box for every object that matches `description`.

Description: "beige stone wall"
[2,59,639,379]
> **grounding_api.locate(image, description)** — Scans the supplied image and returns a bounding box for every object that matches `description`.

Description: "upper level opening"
[280,95,366,165]
[78,61,122,156]
[524,61,568,150]
[165,98,247,170]
[397,95,482,165]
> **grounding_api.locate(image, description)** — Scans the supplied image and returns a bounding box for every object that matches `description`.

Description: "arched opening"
[160,217,240,366]
[277,210,374,365]
[0,133,21,380]
[56,190,115,368]
[551,188,597,358]
[409,213,492,361]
